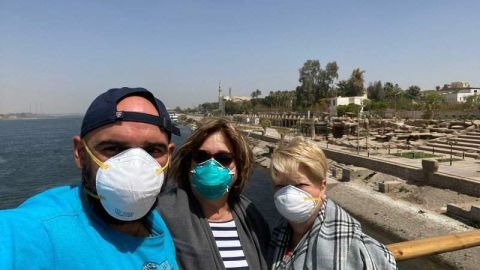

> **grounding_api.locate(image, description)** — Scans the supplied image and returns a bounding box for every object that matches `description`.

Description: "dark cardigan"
[156,186,271,270]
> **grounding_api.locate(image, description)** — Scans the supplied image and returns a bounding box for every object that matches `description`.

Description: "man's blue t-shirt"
[0,185,178,270]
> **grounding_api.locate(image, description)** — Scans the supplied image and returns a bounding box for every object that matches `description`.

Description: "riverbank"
[246,132,480,270]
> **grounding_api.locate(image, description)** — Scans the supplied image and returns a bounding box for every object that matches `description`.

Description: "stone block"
[469,205,480,223]
[378,181,402,193]
[341,168,352,182]
[331,166,342,179]
[341,167,373,182]
[422,159,439,173]
[446,203,480,224]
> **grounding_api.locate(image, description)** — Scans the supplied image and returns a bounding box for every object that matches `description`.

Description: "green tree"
[405,85,421,100]
[364,100,388,117]
[199,102,219,114]
[310,99,328,114]
[264,90,295,112]
[337,103,362,117]
[336,80,352,97]
[465,94,480,111]
[225,100,243,114]
[367,81,384,100]
[420,91,443,119]
[350,68,365,96]
[250,89,262,113]
[251,89,262,99]
[296,60,338,110]
[321,62,339,98]
[336,68,365,97]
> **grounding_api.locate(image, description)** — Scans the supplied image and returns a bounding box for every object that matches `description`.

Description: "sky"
[1,0,480,114]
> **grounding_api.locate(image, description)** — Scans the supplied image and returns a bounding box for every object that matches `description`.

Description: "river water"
[0,118,449,269]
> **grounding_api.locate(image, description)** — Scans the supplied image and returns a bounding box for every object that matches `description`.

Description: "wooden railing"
[387,230,480,261]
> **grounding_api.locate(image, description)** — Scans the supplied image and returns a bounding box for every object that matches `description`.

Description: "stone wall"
[322,148,480,197]
[242,131,280,144]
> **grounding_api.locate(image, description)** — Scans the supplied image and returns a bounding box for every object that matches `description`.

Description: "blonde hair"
[169,117,253,202]
[271,136,327,186]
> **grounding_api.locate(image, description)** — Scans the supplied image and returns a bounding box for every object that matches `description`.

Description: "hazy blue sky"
[1,0,479,114]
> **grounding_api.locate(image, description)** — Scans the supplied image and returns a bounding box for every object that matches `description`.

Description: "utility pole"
[357,115,360,154]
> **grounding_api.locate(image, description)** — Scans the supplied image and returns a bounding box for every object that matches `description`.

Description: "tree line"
[178,59,479,119]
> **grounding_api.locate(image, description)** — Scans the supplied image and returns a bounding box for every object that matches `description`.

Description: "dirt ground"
[331,160,480,219]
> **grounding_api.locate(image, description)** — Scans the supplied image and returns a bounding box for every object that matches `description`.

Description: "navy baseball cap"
[80,87,180,139]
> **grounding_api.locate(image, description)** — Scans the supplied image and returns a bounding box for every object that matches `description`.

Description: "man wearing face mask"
[0,87,180,269]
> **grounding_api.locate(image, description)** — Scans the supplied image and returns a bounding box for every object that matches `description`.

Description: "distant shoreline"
[0,114,83,121]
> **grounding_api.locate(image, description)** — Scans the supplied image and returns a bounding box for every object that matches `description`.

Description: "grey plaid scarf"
[270,198,397,270]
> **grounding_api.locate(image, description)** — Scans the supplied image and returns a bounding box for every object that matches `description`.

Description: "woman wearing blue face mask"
[157,118,270,270]
[269,137,397,270]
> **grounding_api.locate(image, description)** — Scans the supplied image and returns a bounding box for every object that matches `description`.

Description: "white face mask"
[273,185,322,223]
[84,144,168,221]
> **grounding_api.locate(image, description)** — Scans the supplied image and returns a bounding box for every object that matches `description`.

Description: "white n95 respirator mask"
[84,144,168,221]
[273,185,322,223]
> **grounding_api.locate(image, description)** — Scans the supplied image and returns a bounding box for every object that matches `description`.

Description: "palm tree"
[351,68,365,96]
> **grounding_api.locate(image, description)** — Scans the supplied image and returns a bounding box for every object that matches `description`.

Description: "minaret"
[218,81,225,115]
[229,87,232,99]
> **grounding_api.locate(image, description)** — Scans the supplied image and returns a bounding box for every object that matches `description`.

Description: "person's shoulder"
[237,194,270,227]
[0,186,80,269]
[157,185,191,216]
[325,199,361,227]
[4,185,81,221]
[326,200,397,269]
[237,194,263,215]
[158,185,188,203]
[238,193,254,206]
[350,230,397,269]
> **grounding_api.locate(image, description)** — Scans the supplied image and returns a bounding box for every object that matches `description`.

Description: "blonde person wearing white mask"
[269,137,397,270]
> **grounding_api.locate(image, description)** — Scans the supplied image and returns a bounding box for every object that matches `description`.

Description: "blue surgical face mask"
[191,159,235,200]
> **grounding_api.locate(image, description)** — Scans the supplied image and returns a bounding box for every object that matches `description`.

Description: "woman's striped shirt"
[209,219,249,270]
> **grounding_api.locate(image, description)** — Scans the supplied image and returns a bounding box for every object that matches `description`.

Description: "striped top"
[209,219,249,270]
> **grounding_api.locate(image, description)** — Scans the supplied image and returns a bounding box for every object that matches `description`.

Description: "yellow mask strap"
[83,141,109,170]
[155,156,170,175]
[83,186,103,200]
[303,197,323,201]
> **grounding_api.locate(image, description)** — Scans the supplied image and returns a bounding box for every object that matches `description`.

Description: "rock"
[422,159,439,173]
[465,125,476,131]
[251,145,268,156]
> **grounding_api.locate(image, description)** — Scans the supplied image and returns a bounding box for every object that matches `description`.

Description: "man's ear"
[73,136,84,169]
[168,143,176,157]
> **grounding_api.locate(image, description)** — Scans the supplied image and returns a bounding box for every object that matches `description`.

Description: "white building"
[440,88,479,103]
[223,96,252,102]
[326,94,368,116]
